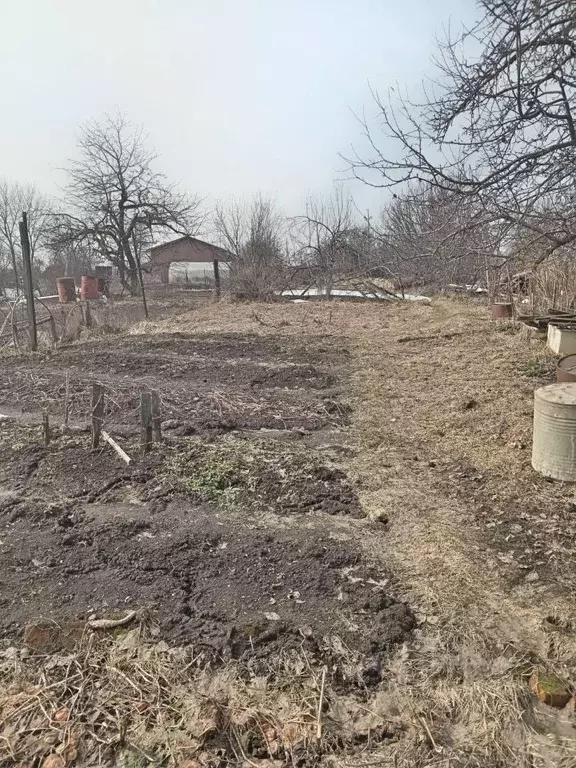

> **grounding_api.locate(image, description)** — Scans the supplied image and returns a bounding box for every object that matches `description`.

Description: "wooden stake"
[101,430,132,465]
[140,391,152,454]
[213,259,221,299]
[64,371,70,432]
[316,665,327,742]
[19,212,37,351]
[42,410,50,446]
[151,390,162,442]
[91,383,104,449]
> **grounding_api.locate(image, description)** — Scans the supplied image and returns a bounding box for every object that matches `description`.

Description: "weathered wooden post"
[151,390,162,442]
[213,259,221,299]
[18,212,37,351]
[91,383,104,449]
[140,391,153,454]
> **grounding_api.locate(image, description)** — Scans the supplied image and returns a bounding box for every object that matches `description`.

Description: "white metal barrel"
[533,383,576,481]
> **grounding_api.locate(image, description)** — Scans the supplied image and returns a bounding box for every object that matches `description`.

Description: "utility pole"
[19,211,37,351]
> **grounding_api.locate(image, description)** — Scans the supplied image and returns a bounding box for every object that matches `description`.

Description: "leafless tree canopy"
[293,191,354,273]
[0,180,51,292]
[377,185,506,289]
[213,196,285,299]
[54,114,204,294]
[350,0,576,263]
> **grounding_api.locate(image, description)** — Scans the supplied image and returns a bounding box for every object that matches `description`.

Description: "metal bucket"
[492,302,513,319]
[533,383,576,481]
[57,277,76,304]
[557,354,576,383]
[80,275,99,301]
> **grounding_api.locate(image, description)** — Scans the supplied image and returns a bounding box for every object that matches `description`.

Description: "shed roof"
[150,236,232,264]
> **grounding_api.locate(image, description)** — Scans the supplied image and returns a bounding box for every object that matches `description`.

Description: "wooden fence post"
[19,212,37,351]
[151,390,162,442]
[213,259,221,299]
[140,391,153,454]
[43,410,50,446]
[91,383,104,449]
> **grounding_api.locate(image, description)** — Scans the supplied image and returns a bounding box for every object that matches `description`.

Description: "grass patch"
[165,435,362,517]
[516,357,556,379]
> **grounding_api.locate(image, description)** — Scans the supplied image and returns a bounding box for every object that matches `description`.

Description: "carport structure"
[149,236,232,296]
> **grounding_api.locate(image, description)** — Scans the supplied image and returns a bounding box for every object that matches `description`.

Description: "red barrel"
[57,277,76,304]
[492,302,513,319]
[80,275,99,300]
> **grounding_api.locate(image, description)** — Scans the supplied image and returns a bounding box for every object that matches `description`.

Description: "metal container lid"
[535,382,576,405]
[557,354,576,373]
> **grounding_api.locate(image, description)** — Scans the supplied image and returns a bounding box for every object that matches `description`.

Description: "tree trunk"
[122,237,139,295]
[9,245,19,294]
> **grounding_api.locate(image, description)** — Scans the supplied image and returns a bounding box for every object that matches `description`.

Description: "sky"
[0,0,480,218]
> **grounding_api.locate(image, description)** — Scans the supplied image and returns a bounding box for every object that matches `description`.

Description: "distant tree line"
[3,1,574,301]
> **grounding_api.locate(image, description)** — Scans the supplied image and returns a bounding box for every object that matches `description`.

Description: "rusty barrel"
[492,302,513,319]
[57,277,76,304]
[80,275,99,301]
[557,354,576,383]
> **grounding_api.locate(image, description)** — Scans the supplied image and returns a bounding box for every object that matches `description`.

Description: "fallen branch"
[316,665,327,742]
[101,430,133,465]
[87,610,137,630]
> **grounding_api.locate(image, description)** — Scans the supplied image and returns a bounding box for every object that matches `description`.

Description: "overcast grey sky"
[1,0,479,216]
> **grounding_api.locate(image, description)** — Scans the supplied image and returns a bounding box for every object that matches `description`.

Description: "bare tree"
[39,241,97,294]
[0,180,51,292]
[213,196,285,299]
[56,113,204,294]
[292,189,358,294]
[378,185,503,290]
[350,0,576,264]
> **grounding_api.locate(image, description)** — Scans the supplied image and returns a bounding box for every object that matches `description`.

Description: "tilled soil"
[0,330,413,666]
[0,494,412,667]
[0,333,350,433]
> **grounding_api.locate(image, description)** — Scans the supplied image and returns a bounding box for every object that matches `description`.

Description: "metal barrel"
[492,302,513,319]
[80,275,99,301]
[533,383,576,481]
[57,277,76,304]
[557,354,576,383]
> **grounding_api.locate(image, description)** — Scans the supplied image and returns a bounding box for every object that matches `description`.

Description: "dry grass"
[3,297,576,767]
[346,299,576,766]
[0,625,400,768]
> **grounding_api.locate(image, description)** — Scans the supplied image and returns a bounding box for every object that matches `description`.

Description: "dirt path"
[348,301,576,766]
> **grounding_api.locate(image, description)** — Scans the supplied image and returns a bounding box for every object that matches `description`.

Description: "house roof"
[150,235,232,261]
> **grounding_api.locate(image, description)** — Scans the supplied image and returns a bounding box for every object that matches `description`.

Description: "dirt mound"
[0,497,413,666]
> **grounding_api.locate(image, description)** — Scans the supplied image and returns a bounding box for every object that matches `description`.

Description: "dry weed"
[0,626,401,768]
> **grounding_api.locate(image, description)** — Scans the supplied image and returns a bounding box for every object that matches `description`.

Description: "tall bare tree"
[350,0,576,264]
[56,113,204,294]
[213,196,285,299]
[0,180,51,292]
[292,189,370,293]
[378,185,503,289]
